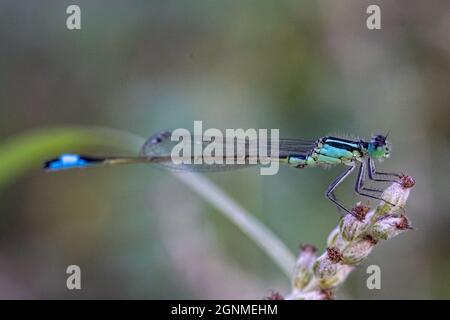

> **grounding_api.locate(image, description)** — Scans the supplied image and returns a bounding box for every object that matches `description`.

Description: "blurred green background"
[0,0,449,299]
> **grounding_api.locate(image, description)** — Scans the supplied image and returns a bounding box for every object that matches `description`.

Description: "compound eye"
[373,135,387,147]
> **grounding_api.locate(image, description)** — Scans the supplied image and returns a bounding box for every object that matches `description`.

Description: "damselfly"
[44,131,401,217]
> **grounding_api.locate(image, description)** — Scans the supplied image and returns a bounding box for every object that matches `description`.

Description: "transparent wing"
[140,130,317,172]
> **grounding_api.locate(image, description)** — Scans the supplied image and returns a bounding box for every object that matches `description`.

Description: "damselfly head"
[368,134,391,160]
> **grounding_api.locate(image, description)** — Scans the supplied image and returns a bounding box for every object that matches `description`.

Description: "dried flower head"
[371,214,412,240]
[292,244,318,290]
[340,203,372,241]
[265,290,284,300]
[285,175,415,300]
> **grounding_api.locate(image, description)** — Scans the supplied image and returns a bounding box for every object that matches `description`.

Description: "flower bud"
[314,253,337,279]
[292,244,317,290]
[371,214,412,240]
[328,228,350,251]
[319,264,354,288]
[340,204,371,241]
[377,176,415,216]
[341,236,377,265]
[327,226,340,247]
[313,247,343,279]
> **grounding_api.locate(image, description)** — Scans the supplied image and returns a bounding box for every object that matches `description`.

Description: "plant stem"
[0,126,296,278]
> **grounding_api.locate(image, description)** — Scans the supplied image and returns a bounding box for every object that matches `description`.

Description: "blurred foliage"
[0,128,92,190]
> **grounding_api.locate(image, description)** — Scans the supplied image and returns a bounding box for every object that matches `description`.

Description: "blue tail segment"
[44,154,105,171]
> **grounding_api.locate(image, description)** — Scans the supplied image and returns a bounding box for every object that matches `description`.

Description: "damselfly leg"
[325,164,359,218]
[354,161,397,207]
[367,158,401,184]
[325,161,398,217]
[357,160,383,194]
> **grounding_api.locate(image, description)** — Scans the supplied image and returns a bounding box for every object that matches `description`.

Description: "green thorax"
[288,136,364,168]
